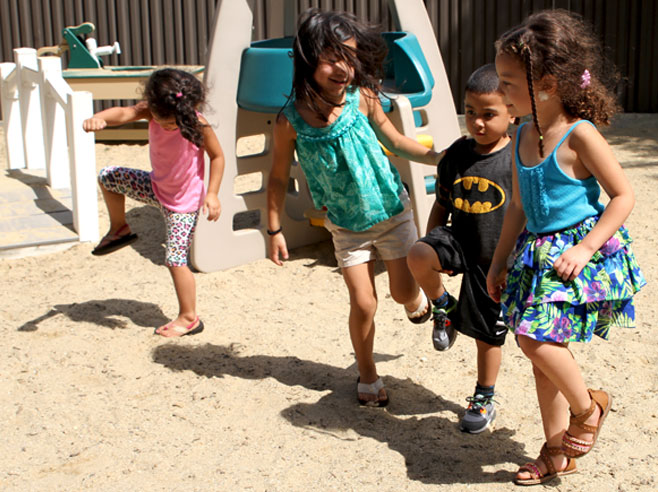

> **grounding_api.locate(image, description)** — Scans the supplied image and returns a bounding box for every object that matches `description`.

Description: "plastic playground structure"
[0,0,461,270]
[191,0,461,272]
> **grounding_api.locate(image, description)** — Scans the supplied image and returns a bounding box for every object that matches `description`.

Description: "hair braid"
[522,46,544,158]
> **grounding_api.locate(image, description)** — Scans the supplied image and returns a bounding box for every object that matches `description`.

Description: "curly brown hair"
[496,9,620,157]
[144,68,206,147]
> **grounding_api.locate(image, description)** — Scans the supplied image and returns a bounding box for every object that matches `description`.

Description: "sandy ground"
[0,114,656,491]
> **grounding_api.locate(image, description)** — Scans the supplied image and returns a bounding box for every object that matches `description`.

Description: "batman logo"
[452,176,506,214]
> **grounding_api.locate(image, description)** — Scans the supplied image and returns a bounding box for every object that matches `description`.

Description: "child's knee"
[97,168,111,188]
[406,241,437,273]
[351,294,377,319]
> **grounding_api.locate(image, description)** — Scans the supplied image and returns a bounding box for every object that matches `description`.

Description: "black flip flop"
[92,232,138,256]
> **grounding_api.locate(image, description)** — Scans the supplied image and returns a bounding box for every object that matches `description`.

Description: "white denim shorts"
[324,199,418,268]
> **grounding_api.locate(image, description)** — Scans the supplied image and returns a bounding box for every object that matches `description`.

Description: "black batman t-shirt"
[436,138,512,266]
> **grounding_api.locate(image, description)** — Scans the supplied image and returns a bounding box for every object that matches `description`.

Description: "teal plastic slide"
[236,32,435,117]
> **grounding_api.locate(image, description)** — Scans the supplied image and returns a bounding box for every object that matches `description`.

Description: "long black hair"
[143,68,206,147]
[291,9,387,121]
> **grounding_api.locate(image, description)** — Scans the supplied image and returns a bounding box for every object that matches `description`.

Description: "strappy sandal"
[514,443,577,486]
[356,376,389,407]
[562,388,612,458]
[405,290,431,324]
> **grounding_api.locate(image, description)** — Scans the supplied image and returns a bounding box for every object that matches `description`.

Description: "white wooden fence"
[0,48,98,243]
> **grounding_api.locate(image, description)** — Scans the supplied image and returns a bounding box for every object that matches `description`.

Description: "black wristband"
[267,226,283,236]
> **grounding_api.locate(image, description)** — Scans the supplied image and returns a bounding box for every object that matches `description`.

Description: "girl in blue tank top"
[267,10,442,407]
[488,10,645,486]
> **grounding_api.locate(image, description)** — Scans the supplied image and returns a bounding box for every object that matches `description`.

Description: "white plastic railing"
[0,48,98,243]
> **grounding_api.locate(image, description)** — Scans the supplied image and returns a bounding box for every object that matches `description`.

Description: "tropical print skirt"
[502,215,646,343]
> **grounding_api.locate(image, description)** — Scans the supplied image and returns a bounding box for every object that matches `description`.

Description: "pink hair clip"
[175,91,183,98]
[580,69,591,89]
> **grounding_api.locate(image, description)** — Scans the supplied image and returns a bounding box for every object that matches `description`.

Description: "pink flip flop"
[156,317,204,337]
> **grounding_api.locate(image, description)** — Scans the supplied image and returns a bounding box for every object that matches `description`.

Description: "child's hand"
[203,194,221,221]
[486,262,508,303]
[82,117,107,132]
[269,233,289,266]
[553,244,594,282]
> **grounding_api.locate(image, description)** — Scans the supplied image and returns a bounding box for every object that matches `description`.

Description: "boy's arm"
[363,89,443,166]
[200,116,225,221]
[82,101,150,132]
[267,114,296,265]
[426,200,449,232]
[427,148,454,232]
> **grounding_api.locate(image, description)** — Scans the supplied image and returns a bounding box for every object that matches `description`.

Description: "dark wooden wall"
[1,0,656,112]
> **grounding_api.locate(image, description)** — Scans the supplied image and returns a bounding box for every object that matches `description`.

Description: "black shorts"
[418,226,507,346]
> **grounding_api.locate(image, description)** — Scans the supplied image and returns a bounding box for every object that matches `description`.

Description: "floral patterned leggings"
[98,166,199,267]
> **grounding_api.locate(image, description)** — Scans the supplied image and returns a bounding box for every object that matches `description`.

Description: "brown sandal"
[514,443,577,486]
[562,388,612,458]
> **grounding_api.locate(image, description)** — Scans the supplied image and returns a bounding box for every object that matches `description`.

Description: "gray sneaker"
[459,394,497,433]
[431,295,458,351]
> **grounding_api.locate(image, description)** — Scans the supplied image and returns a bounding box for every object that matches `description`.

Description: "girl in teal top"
[488,10,645,486]
[267,9,441,407]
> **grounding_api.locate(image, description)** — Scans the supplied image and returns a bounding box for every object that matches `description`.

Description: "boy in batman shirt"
[407,64,514,433]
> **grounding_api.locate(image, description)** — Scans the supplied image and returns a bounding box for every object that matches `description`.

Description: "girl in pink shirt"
[83,68,225,337]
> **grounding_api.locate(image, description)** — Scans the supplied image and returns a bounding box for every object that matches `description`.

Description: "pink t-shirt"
[149,119,205,213]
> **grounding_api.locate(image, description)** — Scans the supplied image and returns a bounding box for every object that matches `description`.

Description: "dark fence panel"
[1,0,656,112]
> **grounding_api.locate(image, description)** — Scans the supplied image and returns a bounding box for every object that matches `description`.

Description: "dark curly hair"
[291,8,388,122]
[496,9,620,157]
[143,68,206,147]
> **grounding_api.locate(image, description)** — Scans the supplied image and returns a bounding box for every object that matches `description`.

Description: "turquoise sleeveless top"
[516,120,605,233]
[282,87,405,231]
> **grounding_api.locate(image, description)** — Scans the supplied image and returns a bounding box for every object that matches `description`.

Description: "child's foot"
[156,316,204,338]
[431,293,458,351]
[515,443,577,485]
[92,224,138,256]
[357,376,388,407]
[562,389,610,457]
[405,290,431,324]
[459,393,497,433]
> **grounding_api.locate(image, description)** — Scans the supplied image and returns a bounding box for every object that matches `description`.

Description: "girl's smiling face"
[312,38,357,100]
[495,51,531,118]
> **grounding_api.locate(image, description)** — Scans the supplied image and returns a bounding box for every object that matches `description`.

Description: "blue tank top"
[515,120,605,233]
[282,87,404,231]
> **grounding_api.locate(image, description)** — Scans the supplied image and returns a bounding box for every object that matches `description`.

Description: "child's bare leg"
[100,182,130,234]
[475,339,501,387]
[157,265,199,337]
[385,256,425,314]
[407,242,446,300]
[342,261,384,403]
[518,337,602,452]
[516,362,571,480]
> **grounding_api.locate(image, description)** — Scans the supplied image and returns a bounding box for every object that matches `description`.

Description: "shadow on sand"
[152,343,530,486]
[17,298,169,332]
